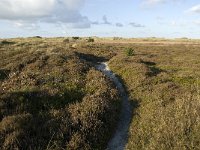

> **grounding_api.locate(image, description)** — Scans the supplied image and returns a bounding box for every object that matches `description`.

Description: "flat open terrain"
[109,41,200,149]
[1,37,200,150]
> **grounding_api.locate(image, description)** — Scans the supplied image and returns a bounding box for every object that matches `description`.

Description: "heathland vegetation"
[109,43,200,149]
[1,37,200,149]
[0,37,121,149]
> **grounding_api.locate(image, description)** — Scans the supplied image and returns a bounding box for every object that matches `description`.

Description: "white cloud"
[102,15,111,25]
[0,0,55,20]
[156,16,165,20]
[187,4,200,13]
[116,23,123,27]
[0,0,90,28]
[142,0,184,6]
[143,0,166,5]
[91,21,100,25]
[14,21,40,30]
[62,0,85,11]
[141,0,171,7]
[129,22,145,27]
[193,20,200,25]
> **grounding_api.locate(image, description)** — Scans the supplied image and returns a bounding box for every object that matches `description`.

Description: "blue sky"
[0,0,199,38]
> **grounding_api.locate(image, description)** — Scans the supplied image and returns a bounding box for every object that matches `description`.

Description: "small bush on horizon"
[33,36,42,38]
[72,37,80,40]
[87,38,94,42]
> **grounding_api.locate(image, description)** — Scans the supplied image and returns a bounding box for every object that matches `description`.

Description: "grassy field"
[1,37,200,149]
[109,43,200,149]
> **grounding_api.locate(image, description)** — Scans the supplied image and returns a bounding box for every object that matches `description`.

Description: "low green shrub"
[72,37,80,40]
[0,40,15,45]
[125,48,134,56]
[87,38,94,42]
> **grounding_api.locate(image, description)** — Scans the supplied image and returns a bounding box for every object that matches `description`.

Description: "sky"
[0,0,199,38]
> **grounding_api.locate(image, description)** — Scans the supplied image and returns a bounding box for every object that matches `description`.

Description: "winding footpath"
[96,62,132,150]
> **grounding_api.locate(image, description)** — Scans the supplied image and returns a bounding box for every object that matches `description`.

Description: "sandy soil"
[96,62,132,150]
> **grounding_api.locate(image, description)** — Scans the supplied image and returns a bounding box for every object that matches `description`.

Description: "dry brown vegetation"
[1,37,200,150]
[0,38,121,150]
[109,43,200,149]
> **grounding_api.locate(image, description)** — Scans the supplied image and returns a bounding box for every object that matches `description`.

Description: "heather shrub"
[0,38,121,150]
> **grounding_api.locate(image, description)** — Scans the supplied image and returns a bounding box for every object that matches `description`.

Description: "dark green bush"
[72,37,80,40]
[125,48,134,56]
[0,40,15,45]
[87,38,94,42]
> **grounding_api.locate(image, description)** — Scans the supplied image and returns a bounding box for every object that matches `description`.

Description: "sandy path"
[96,62,132,150]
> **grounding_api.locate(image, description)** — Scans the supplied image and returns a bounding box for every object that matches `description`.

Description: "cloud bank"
[0,0,90,28]
[187,4,200,13]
